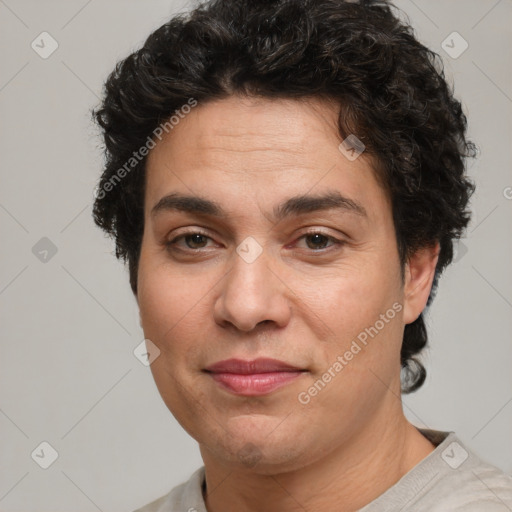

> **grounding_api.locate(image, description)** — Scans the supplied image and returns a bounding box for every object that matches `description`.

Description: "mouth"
[203,358,307,396]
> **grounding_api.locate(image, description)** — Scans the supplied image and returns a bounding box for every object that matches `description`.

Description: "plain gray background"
[1,0,511,511]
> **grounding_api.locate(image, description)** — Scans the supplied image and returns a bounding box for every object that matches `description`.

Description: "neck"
[201,407,435,512]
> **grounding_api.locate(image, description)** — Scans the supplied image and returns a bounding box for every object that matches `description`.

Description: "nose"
[213,245,291,332]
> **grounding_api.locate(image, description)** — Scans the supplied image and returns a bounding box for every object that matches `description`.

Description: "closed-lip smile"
[204,358,306,395]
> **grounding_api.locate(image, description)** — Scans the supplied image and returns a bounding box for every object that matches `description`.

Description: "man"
[92,0,512,510]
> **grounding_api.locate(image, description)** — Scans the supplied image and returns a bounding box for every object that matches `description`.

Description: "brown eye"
[294,231,342,252]
[181,233,209,249]
[166,230,214,251]
[304,233,331,250]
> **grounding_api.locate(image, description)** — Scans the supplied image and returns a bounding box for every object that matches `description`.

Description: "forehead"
[144,95,389,221]
[152,95,340,162]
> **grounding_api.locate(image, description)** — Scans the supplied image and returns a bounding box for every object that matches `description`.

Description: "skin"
[136,95,440,511]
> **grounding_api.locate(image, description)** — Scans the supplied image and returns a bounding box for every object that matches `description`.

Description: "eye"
[166,231,215,251]
[294,231,343,251]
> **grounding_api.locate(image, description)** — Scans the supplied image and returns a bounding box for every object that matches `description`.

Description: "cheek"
[294,255,404,388]
[295,257,400,336]
[138,250,208,338]
[137,253,224,398]
[137,258,213,427]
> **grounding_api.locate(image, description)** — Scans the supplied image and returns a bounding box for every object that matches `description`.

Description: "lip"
[205,357,303,374]
[204,358,306,396]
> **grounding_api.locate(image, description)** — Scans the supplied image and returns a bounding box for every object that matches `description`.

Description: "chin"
[201,423,313,473]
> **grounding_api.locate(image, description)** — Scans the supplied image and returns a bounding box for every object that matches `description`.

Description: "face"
[137,95,420,473]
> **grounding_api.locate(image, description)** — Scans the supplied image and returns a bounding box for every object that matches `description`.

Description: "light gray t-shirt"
[134,429,512,511]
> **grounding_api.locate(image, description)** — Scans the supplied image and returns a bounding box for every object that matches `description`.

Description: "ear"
[402,242,440,324]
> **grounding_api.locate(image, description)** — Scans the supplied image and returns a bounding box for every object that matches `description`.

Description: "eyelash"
[165,229,344,254]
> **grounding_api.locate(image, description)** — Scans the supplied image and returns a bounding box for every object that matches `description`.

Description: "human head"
[92,0,475,395]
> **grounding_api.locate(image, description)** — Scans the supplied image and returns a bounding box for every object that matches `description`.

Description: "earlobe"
[402,242,440,324]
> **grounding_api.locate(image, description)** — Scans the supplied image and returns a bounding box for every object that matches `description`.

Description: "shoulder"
[132,491,173,512]
[361,430,512,512]
[132,467,206,512]
[431,462,512,509]
[417,432,512,510]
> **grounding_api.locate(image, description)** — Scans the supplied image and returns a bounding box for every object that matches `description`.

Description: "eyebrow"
[150,191,367,222]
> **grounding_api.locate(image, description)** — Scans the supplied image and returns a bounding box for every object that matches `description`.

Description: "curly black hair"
[92,0,476,393]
